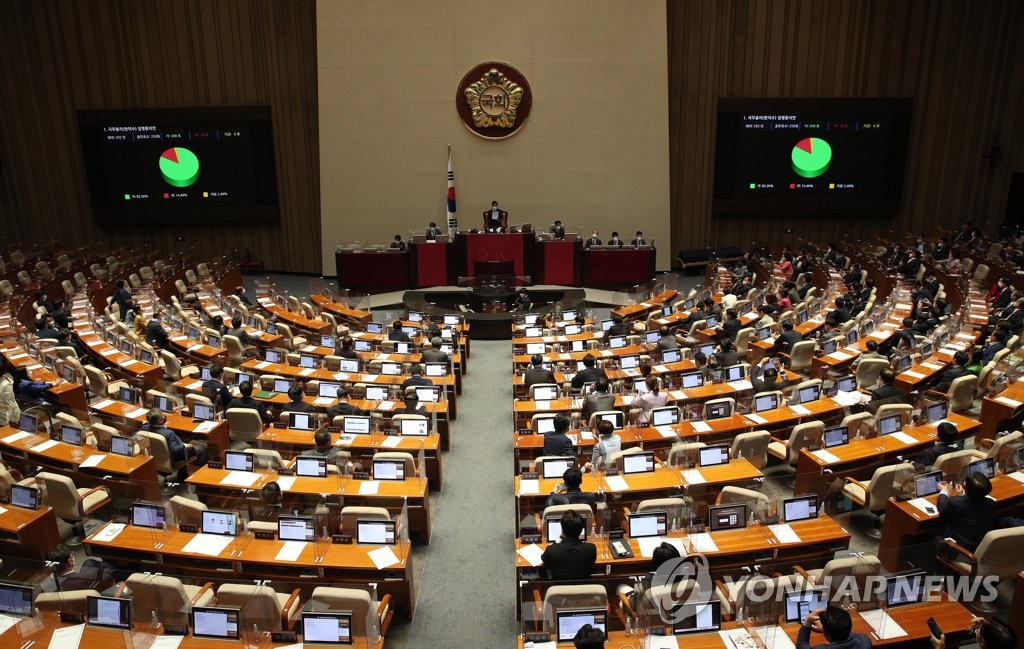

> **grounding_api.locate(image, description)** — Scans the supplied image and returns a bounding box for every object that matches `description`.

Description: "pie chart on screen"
[791,137,832,178]
[159,147,200,187]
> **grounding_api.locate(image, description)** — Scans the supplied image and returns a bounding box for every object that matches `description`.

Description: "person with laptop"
[914,421,959,471]
[546,466,597,508]
[710,339,739,368]
[401,364,433,390]
[143,409,208,477]
[768,321,802,356]
[607,315,630,337]
[938,472,997,553]
[225,317,250,345]
[716,309,742,342]
[587,420,622,471]
[930,616,1017,649]
[851,340,887,368]
[421,336,449,364]
[542,413,575,457]
[652,325,678,352]
[388,320,411,343]
[541,510,596,581]
[581,376,615,422]
[797,605,872,649]
[202,364,232,413]
[635,376,668,424]
[281,385,314,414]
[327,386,365,418]
[827,298,851,325]
[524,354,556,388]
[226,380,273,424]
[750,358,788,394]
[571,354,607,391]
[869,370,904,403]
[337,336,359,359]
[299,429,348,465]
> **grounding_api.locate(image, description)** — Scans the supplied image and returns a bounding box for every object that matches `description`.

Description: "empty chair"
[700,398,735,420]
[667,441,706,467]
[245,448,285,470]
[731,430,770,469]
[36,589,102,615]
[226,408,264,450]
[607,446,645,471]
[309,586,393,637]
[170,495,207,528]
[937,527,1024,608]
[716,573,804,620]
[734,327,755,356]
[972,430,1022,461]
[841,463,914,537]
[36,472,111,545]
[871,403,913,435]
[785,340,816,372]
[529,383,561,401]
[634,497,690,525]
[793,554,883,604]
[931,449,976,480]
[214,583,302,631]
[855,358,890,389]
[768,421,824,467]
[125,573,215,627]
[223,334,255,362]
[716,485,772,520]
[946,375,979,412]
[339,506,390,535]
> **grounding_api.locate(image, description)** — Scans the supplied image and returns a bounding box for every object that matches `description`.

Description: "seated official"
[571,353,607,391]
[401,364,433,390]
[710,339,739,368]
[751,358,787,393]
[607,231,624,248]
[938,472,996,552]
[607,314,630,337]
[770,321,803,356]
[932,351,970,393]
[299,429,348,465]
[635,377,668,424]
[630,231,647,247]
[797,606,872,649]
[617,542,681,613]
[388,320,412,343]
[226,319,250,345]
[203,364,232,412]
[587,420,622,471]
[572,625,606,649]
[251,482,284,522]
[41,544,123,594]
[55,329,86,358]
[583,230,601,249]
[542,413,574,457]
[337,336,359,359]
[143,409,208,478]
[546,466,598,508]
[421,337,449,364]
[914,421,959,471]
[227,380,273,424]
[851,340,887,368]
[425,221,442,240]
[327,386,365,418]
[524,354,556,388]
[541,510,597,581]
[49,299,73,329]
[281,385,314,414]
[717,308,742,341]
[390,234,406,251]
[550,220,566,240]
[581,376,615,422]
[869,370,904,403]
[654,325,678,351]
[35,317,59,341]
[483,200,507,231]
[142,312,170,349]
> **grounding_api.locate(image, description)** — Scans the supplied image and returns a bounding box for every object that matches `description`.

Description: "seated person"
[546,466,597,507]
[932,351,970,393]
[583,230,601,248]
[931,616,1016,649]
[401,364,433,390]
[617,542,681,612]
[326,386,365,418]
[202,364,232,412]
[938,472,996,552]
[542,413,574,457]
[250,482,284,522]
[587,420,622,471]
[581,376,615,422]
[607,231,624,248]
[421,337,449,364]
[55,328,86,358]
[49,299,72,329]
[524,354,556,388]
[299,428,347,464]
[145,312,171,349]
[389,234,406,251]
[797,606,871,649]
[425,221,442,240]
[550,220,566,239]
[41,544,124,594]
[607,314,630,337]
[540,510,596,581]
[483,200,507,231]
[571,354,607,391]
[388,320,411,343]
[914,421,959,471]
[35,316,59,341]
[751,358,787,393]
[635,376,668,423]
[869,369,904,403]
[143,408,208,478]
[770,321,802,355]
[630,231,648,247]
[573,625,606,649]
[225,319,250,345]
[337,336,359,359]
[226,380,273,424]
[281,385,314,414]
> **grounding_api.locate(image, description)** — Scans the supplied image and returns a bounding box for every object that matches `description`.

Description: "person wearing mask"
[10,366,52,404]
[981,329,1008,364]
[607,231,624,248]
[581,376,615,422]
[389,234,406,251]
[483,200,507,231]
[40,544,121,593]
[514,288,533,313]
[938,472,997,553]
[225,317,251,345]
[524,354,557,388]
[914,421,959,471]
[930,616,1017,649]
[299,429,348,465]
[540,510,596,581]
[49,299,72,329]
[35,317,60,341]
[571,354,607,390]
[425,221,442,240]
[635,376,667,424]
[827,298,851,325]
[718,309,742,341]
[112,279,132,321]
[851,340,886,368]
[550,220,566,240]
[55,329,86,358]
[326,386,365,418]
[583,231,602,249]
[202,364,232,412]
[143,409,207,478]
[796,606,872,649]
[587,420,622,471]
[226,381,273,424]
[542,413,574,457]
[630,231,648,247]
[281,385,313,414]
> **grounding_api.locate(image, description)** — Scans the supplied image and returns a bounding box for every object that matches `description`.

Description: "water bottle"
[151,609,162,629]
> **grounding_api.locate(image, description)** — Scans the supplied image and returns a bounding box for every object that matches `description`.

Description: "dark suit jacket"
[326,401,365,418]
[226,396,272,423]
[796,625,872,649]
[915,442,959,470]
[281,400,314,414]
[551,225,566,239]
[584,237,602,248]
[421,349,449,364]
[607,238,624,248]
[581,392,616,421]
[388,329,412,343]
[934,365,969,393]
[541,539,597,581]
[870,384,904,401]
[771,330,803,355]
[524,367,557,388]
[720,318,742,340]
[630,238,648,247]
[982,341,1005,364]
[938,492,996,551]
[203,379,232,412]
[145,319,170,348]
[144,424,190,464]
[483,209,508,228]
[401,375,433,390]
[542,432,574,457]
[571,367,606,390]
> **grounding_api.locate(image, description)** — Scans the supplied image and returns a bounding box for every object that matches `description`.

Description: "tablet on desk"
[399,418,428,436]
[622,451,656,475]
[627,511,667,538]
[289,412,316,431]
[708,503,746,532]
[131,502,166,529]
[224,450,254,472]
[356,519,396,545]
[191,606,241,640]
[10,484,38,510]
[673,600,722,635]
[110,435,135,457]
[201,510,237,536]
[192,402,216,423]
[782,495,818,523]
[556,608,606,643]
[86,595,131,629]
[372,459,406,481]
[59,424,84,446]
[914,471,943,498]
[698,445,730,467]
[0,583,33,617]
[278,515,315,542]
[885,571,927,607]
[302,611,353,645]
[541,458,574,480]
[783,587,827,624]
[342,416,371,434]
[295,456,328,478]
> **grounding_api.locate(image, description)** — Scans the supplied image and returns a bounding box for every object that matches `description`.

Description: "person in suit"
[203,364,232,412]
[389,234,406,252]
[938,472,996,552]
[143,409,207,477]
[55,329,86,359]
[914,421,959,471]
[388,320,411,343]
[542,413,574,457]
[34,317,60,341]
[750,358,787,393]
[421,337,449,364]
[112,279,132,321]
[514,288,533,312]
[225,318,250,345]
[796,606,872,649]
[770,321,802,355]
[718,308,742,341]
[326,386,365,419]
[583,231,602,248]
[571,354,607,391]
[49,299,72,329]
[540,510,596,580]
[981,329,1007,364]
[655,326,678,351]
[483,200,507,231]
[827,298,851,325]
[931,616,1017,649]
[549,220,566,239]
[572,625,606,649]
[607,314,631,337]
[226,380,272,424]
[425,221,442,240]
[145,312,170,349]
[932,351,970,393]
[281,384,314,414]
[678,302,709,332]
[870,370,904,402]
[299,429,348,465]
[337,336,359,359]
[711,339,739,368]
[401,364,433,390]
[630,231,647,247]
[989,278,1013,311]
[548,466,598,507]
[607,231,624,248]
[899,250,923,277]
[525,354,556,388]
[581,376,615,422]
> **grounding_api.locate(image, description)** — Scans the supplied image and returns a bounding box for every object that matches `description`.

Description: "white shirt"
[0,374,21,427]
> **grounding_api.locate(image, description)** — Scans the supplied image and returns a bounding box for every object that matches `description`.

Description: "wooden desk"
[72,326,163,390]
[185,466,432,543]
[335,249,410,294]
[0,503,61,560]
[611,290,679,321]
[310,294,372,328]
[88,399,231,459]
[255,296,332,336]
[84,521,417,619]
[582,247,656,288]
[0,344,88,416]
[198,297,284,348]
[978,381,1024,443]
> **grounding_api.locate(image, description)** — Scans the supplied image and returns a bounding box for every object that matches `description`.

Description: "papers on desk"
[519,479,540,495]
[902,370,926,379]
[638,536,686,558]
[100,348,118,356]
[749,625,796,649]
[92,522,127,543]
[600,350,613,357]
[0,505,7,516]
[859,608,908,639]
[833,390,870,407]
[93,399,115,409]
[368,546,400,569]
[187,380,204,390]
[254,361,272,370]
[907,497,937,516]
[0,614,20,636]
[769,523,801,544]
[868,331,889,339]
[956,331,976,340]
[604,475,630,492]
[939,347,961,356]
[182,533,233,557]
[126,407,149,418]
[746,413,768,425]
[333,372,349,381]
[534,400,551,410]
[48,623,85,649]
[171,335,189,342]
[1,431,31,444]
[220,470,260,487]
[654,425,678,438]
[275,540,306,562]
[377,400,395,411]
[728,379,753,391]
[299,367,315,377]
[644,636,680,649]
[688,533,718,553]
[682,469,706,485]
[187,344,203,352]
[380,435,402,448]
[690,420,712,433]
[579,429,595,441]
[621,395,635,405]
[826,351,854,362]
[650,365,668,374]
[277,476,297,491]
[314,397,333,406]
[763,336,776,345]
[79,454,106,468]
[1007,471,1024,484]
[30,439,59,453]
[789,404,812,416]
[812,449,840,464]
[995,395,1024,408]
[668,390,688,400]
[336,434,356,446]
[719,628,759,649]
[889,431,918,445]
[517,543,544,567]
[194,421,219,433]
[358,480,380,495]
[922,362,945,370]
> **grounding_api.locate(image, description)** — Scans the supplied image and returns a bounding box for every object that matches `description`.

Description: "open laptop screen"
[673,601,722,635]
[278,516,315,542]
[0,583,33,617]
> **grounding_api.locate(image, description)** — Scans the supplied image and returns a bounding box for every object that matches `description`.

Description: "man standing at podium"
[483,200,507,232]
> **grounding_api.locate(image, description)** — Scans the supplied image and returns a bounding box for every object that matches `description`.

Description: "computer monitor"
[320,335,336,348]
[86,595,131,629]
[627,511,667,538]
[188,325,201,341]
[190,606,241,640]
[525,327,542,338]
[295,457,328,478]
[444,314,460,326]
[925,401,948,423]
[621,355,640,369]
[318,382,340,398]
[967,457,996,479]
[662,349,681,363]
[415,386,440,403]
[206,334,221,348]
[708,503,747,532]
[379,362,401,378]
[662,304,674,317]
[645,331,660,344]
[821,339,838,355]
[633,377,651,394]
[651,407,679,427]
[395,342,411,355]
[354,340,372,352]
[265,349,283,364]
[278,516,315,542]
[534,416,557,435]
[834,375,858,393]
[555,608,606,643]
[701,289,712,301]
[372,459,406,481]
[885,572,927,607]
[565,324,582,336]
[545,517,587,543]
[59,424,83,446]
[153,394,176,413]
[782,495,819,523]
[783,587,828,624]
[0,583,33,617]
[399,418,428,436]
[598,411,624,430]
[131,502,166,529]
[542,458,574,480]
[797,309,809,324]
[525,343,546,356]
[668,601,724,636]
[105,329,117,346]
[600,319,614,331]
[753,393,779,413]
[563,310,578,322]
[608,336,626,349]
[10,485,37,510]
[704,402,730,420]
[117,386,138,404]
[200,510,237,536]
[878,413,902,436]
[192,402,215,422]
[366,322,383,334]
[532,385,558,401]
[224,450,254,472]
[724,365,745,382]
[698,445,730,467]
[272,378,292,393]
[797,384,821,404]
[289,413,316,431]
[697,343,717,357]
[110,435,134,457]
[60,364,76,383]
[407,311,424,323]
[756,326,772,340]
[299,354,318,369]
[846,329,859,345]
[897,354,913,372]
[920,342,933,358]
[301,612,353,646]
[680,372,704,389]
[622,452,656,475]
[139,348,154,364]
[120,339,134,355]
[914,471,943,498]
[523,314,539,326]
[822,425,849,448]
[356,519,397,545]
[247,315,259,328]
[343,416,371,434]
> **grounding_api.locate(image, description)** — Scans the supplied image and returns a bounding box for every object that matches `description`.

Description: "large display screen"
[713,98,912,214]
[78,106,278,224]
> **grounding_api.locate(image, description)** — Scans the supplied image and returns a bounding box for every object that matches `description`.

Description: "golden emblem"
[463,68,524,129]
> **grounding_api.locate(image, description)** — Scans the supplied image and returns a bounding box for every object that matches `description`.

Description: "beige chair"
[36,472,110,545]
[855,358,890,389]
[972,430,1022,461]
[607,446,645,471]
[90,423,121,452]
[735,327,755,357]
[537,584,607,632]
[840,412,872,439]
[768,421,824,467]
[946,375,978,412]
[226,408,265,450]
[245,448,285,470]
[586,410,621,428]
[309,586,393,637]
[542,503,594,535]
[339,506,390,535]
[794,554,883,604]
[842,463,914,537]
[36,589,102,615]
[937,528,1024,597]
[667,441,706,467]
[700,398,735,420]
[731,430,770,469]
[160,350,198,381]
[932,449,976,480]
[137,431,189,482]
[634,497,690,524]
[170,495,207,528]
[372,451,418,477]
[125,573,215,626]
[871,403,913,435]
[716,573,803,619]
[83,365,116,399]
[223,334,256,363]
[786,340,816,372]
[715,485,771,520]
[215,583,302,631]
[531,414,557,433]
